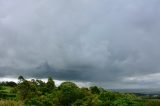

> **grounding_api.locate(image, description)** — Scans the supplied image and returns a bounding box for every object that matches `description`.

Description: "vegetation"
[0,76,160,106]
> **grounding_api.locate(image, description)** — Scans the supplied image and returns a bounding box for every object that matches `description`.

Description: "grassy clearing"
[0,86,13,93]
[0,86,16,100]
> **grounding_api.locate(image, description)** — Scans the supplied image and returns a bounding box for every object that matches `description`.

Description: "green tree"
[18,75,25,83]
[46,77,55,92]
[17,80,38,100]
[58,82,81,106]
[90,86,100,94]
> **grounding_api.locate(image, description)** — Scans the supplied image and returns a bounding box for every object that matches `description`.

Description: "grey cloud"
[0,0,160,88]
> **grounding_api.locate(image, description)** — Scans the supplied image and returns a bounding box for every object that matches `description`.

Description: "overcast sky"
[1,0,160,89]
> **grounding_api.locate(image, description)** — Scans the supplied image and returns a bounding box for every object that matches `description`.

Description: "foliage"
[45,77,55,93]
[90,86,101,94]
[0,81,17,87]
[1,75,160,106]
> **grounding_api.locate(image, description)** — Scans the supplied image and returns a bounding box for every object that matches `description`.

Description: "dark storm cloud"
[1,0,160,88]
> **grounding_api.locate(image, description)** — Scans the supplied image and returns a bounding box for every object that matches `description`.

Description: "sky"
[0,0,160,89]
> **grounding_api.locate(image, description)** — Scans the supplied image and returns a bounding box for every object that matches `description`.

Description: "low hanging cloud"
[0,0,160,88]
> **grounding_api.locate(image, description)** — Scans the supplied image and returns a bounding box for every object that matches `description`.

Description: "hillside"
[0,76,160,106]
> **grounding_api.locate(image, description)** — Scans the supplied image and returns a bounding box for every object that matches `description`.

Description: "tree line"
[0,76,160,106]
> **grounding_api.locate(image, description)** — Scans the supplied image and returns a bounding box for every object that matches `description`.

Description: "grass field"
[0,86,16,100]
[0,86,13,93]
[0,86,24,106]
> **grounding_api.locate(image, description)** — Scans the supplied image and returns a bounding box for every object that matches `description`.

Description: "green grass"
[0,86,16,100]
[0,86,20,105]
[0,86,13,93]
[3,87,13,93]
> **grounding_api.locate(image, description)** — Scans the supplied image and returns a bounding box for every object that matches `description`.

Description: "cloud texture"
[0,0,160,88]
